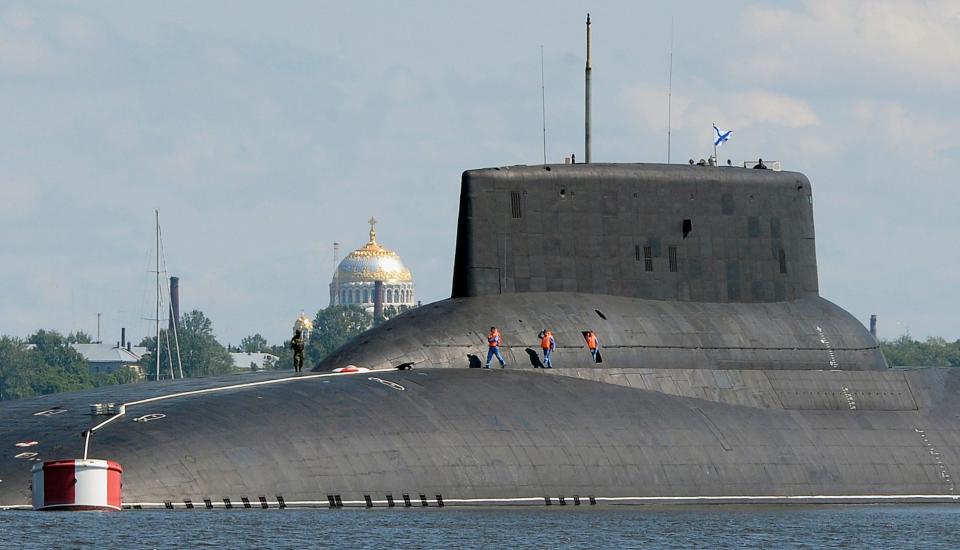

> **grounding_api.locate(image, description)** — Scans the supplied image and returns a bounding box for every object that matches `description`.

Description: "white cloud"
[851,100,960,163]
[736,0,960,91]
[622,86,819,132]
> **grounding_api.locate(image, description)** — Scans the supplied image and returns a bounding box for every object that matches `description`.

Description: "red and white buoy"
[32,459,123,511]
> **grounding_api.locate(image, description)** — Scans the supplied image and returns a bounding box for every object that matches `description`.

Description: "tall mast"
[155,209,161,381]
[585,13,592,164]
[540,44,547,165]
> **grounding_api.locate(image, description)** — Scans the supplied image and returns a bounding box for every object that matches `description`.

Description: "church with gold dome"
[330,218,415,311]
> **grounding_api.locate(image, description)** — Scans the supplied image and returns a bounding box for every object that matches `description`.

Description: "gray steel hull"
[2,366,958,508]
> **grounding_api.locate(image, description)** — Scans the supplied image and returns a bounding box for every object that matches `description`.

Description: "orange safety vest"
[540,332,553,350]
[488,331,501,347]
[586,333,598,350]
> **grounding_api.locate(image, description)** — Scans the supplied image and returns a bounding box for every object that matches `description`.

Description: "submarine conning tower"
[453,163,816,302]
[318,163,886,373]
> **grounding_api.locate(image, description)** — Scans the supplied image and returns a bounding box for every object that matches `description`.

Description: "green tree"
[0,336,44,400]
[67,331,93,344]
[304,305,373,366]
[266,342,294,371]
[240,334,268,353]
[880,335,960,367]
[139,310,234,378]
[27,330,95,393]
[0,330,141,400]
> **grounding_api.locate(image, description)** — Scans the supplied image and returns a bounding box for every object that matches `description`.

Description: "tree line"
[0,330,138,401]
[0,304,407,401]
[880,335,960,368]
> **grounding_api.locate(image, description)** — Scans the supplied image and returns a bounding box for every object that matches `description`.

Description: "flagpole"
[712,123,717,167]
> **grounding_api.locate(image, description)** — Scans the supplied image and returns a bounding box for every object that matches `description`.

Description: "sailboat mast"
[155,209,161,381]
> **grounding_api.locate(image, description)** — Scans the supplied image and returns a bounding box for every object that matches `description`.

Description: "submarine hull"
[2,366,959,508]
[1,163,948,508]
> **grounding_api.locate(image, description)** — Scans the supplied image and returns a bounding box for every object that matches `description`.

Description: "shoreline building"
[330,218,415,312]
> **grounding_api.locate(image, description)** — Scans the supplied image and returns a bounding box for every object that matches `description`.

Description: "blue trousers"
[542,348,553,368]
[486,346,505,367]
[590,348,599,362]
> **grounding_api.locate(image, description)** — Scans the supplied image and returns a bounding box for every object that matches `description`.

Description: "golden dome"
[293,311,313,332]
[336,218,413,283]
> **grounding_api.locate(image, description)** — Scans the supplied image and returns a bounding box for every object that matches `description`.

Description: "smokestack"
[127,342,131,352]
[121,327,125,349]
[169,276,180,330]
[331,242,340,306]
[870,314,877,338]
[373,280,384,325]
[585,13,592,164]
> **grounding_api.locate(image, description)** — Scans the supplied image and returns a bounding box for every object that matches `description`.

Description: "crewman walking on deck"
[585,330,601,362]
[540,330,556,368]
[291,329,305,373]
[485,326,506,368]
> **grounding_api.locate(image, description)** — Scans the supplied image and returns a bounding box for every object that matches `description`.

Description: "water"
[2,505,959,549]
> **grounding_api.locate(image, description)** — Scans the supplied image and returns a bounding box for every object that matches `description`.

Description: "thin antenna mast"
[154,210,160,381]
[585,13,592,164]
[667,18,674,164]
[540,44,547,165]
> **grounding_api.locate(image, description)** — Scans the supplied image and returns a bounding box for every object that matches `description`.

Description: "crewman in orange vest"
[485,326,506,368]
[585,331,600,362]
[539,329,556,368]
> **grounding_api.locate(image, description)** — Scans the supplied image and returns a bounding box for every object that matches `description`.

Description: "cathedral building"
[329,218,415,311]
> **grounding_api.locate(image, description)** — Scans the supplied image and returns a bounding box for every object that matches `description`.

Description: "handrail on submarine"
[80,367,399,460]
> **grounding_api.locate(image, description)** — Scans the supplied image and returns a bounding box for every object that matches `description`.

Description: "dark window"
[510,191,522,218]
[668,246,678,272]
[747,216,761,238]
[682,219,692,239]
[643,246,654,272]
[634,244,641,262]
[778,248,787,274]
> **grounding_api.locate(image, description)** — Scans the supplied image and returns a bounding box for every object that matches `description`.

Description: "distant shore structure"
[329,218,415,312]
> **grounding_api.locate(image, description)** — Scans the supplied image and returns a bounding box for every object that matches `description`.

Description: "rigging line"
[170,300,184,379]
[163,316,174,380]
[136,242,155,345]
[156,216,183,378]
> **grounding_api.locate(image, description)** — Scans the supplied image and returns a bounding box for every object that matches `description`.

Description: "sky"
[0,0,957,346]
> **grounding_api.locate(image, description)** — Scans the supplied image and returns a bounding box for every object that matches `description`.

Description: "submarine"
[3,16,958,510]
[2,160,960,510]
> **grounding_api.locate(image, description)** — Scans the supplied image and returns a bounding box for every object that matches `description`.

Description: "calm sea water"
[2,505,959,549]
